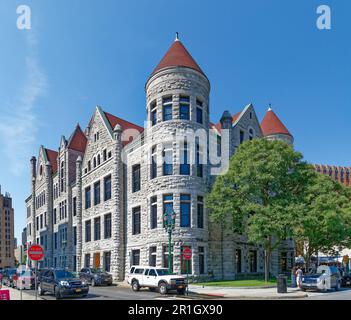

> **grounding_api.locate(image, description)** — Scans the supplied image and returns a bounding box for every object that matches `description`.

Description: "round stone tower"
[143,34,211,275]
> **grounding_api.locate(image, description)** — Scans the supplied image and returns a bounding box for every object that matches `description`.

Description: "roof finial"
[268,103,272,111]
[175,32,179,41]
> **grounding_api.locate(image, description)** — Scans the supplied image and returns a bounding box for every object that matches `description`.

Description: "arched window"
[93,157,97,168]
[151,146,157,179]
[97,154,101,166]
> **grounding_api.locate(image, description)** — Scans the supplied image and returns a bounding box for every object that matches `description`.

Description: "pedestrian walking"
[296,266,303,289]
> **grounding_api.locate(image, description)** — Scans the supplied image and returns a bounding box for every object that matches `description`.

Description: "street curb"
[189,291,308,299]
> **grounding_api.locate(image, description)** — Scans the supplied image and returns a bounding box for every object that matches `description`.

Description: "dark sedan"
[340,271,351,287]
[38,269,89,299]
[79,268,113,286]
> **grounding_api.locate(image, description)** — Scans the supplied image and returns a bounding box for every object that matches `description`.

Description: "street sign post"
[28,244,44,301]
[183,247,192,296]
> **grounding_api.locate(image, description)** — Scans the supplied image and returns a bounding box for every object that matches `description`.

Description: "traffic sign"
[28,244,44,261]
[183,247,192,260]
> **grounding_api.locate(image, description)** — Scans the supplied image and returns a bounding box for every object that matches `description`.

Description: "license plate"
[76,288,82,293]
[178,285,183,289]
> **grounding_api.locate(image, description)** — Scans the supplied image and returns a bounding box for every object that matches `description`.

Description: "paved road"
[24,285,205,300]
[301,288,351,300]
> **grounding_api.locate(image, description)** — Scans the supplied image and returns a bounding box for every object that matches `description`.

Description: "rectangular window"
[94,181,101,205]
[85,186,91,209]
[94,217,101,241]
[150,196,157,229]
[104,213,112,239]
[180,194,191,227]
[40,215,43,229]
[85,220,91,242]
[150,101,157,126]
[54,208,57,224]
[196,139,203,177]
[44,212,47,226]
[73,226,77,246]
[236,249,242,273]
[163,194,173,227]
[64,200,67,218]
[180,141,190,175]
[85,254,90,268]
[73,197,77,216]
[104,175,112,201]
[249,250,257,273]
[149,246,157,267]
[162,245,173,270]
[196,107,203,124]
[104,251,111,272]
[199,247,205,274]
[240,130,245,144]
[151,146,157,179]
[179,96,190,120]
[132,164,141,192]
[163,97,173,121]
[132,207,141,235]
[181,246,192,274]
[132,249,140,266]
[103,149,107,162]
[197,196,204,228]
[163,144,173,176]
[73,256,77,272]
[54,232,57,250]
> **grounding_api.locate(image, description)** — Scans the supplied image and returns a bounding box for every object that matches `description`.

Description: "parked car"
[15,267,36,290]
[127,266,187,295]
[301,265,341,292]
[1,268,18,287]
[38,269,89,299]
[338,269,351,287]
[79,268,113,286]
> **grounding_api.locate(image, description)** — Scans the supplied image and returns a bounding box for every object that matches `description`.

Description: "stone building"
[0,186,15,268]
[26,36,295,280]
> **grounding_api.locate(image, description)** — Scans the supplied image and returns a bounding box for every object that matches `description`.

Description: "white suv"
[127,266,187,295]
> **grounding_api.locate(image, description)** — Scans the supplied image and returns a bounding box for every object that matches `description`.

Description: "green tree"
[205,139,311,282]
[293,173,351,271]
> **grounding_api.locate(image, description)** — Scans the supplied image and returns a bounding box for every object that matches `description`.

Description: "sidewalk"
[0,287,43,300]
[188,285,308,299]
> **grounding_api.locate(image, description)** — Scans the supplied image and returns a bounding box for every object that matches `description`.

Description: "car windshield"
[54,270,75,279]
[19,270,33,276]
[91,268,103,274]
[156,269,174,276]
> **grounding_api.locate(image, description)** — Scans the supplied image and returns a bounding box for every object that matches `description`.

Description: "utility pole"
[163,210,176,274]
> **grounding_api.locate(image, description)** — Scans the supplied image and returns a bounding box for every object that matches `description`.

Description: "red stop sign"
[183,247,192,260]
[28,244,44,261]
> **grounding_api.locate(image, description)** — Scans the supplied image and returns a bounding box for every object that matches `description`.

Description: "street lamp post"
[163,210,176,274]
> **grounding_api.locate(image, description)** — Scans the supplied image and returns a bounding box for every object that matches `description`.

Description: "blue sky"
[0,0,350,240]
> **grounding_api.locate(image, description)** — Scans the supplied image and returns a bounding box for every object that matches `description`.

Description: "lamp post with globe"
[163,210,176,274]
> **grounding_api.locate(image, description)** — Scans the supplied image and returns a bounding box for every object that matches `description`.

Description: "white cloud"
[0,32,47,175]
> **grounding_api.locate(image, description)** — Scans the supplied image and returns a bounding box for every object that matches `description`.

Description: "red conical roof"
[67,124,87,153]
[261,108,292,137]
[151,39,205,77]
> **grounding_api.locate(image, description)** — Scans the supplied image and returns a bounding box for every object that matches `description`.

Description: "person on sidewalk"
[296,267,303,289]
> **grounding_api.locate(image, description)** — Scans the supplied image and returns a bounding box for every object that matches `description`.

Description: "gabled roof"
[210,111,242,134]
[151,39,205,77]
[67,124,87,153]
[103,111,144,146]
[261,108,292,137]
[45,148,58,174]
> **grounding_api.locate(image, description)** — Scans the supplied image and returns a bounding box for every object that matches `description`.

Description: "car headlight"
[81,280,88,286]
[302,278,305,281]
[60,281,69,287]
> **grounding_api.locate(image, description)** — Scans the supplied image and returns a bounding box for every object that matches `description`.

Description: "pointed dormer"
[150,33,206,78]
[261,106,293,145]
[67,123,87,153]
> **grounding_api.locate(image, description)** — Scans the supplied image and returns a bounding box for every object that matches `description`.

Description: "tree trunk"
[264,249,271,282]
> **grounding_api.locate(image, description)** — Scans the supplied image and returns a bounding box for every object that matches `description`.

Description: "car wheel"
[177,289,186,295]
[54,286,62,300]
[132,280,140,292]
[38,284,45,296]
[158,282,167,295]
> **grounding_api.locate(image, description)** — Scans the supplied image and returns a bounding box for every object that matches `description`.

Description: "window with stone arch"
[60,161,65,192]
[151,145,157,179]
